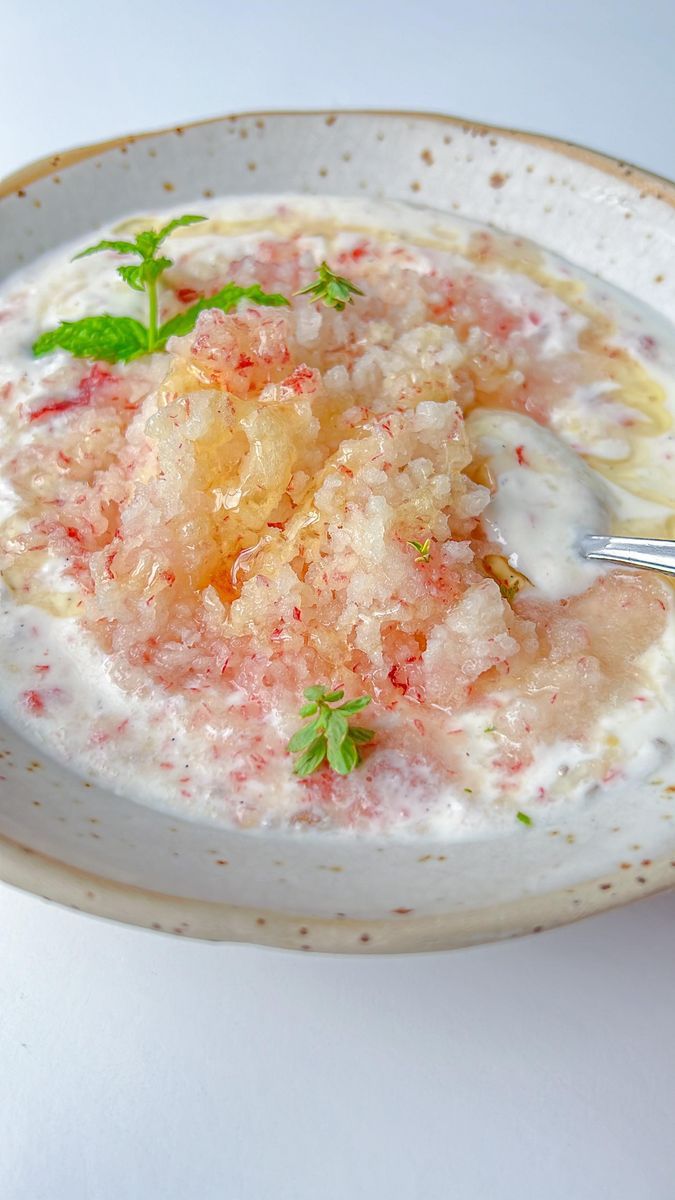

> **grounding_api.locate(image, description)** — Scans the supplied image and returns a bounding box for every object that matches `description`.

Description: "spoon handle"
[581,534,675,577]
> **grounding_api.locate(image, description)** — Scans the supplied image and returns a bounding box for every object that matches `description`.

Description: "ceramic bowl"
[1,111,674,953]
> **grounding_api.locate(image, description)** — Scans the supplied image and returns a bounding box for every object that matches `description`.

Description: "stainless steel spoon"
[581,535,675,578]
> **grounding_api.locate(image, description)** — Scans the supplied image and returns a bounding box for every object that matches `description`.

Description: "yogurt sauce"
[0,193,675,836]
[466,408,614,599]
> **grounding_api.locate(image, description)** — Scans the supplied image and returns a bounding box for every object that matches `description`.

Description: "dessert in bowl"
[0,112,674,951]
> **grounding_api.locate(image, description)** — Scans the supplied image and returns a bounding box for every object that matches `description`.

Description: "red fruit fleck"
[29,364,113,423]
[515,445,529,466]
[283,365,317,394]
[33,664,50,673]
[176,287,201,304]
[293,607,302,621]
[23,690,45,714]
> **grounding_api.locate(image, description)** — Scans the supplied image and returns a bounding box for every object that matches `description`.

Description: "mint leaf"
[117,257,171,292]
[326,711,349,755]
[322,690,344,703]
[157,283,290,345]
[337,696,371,714]
[327,736,359,775]
[304,685,327,702]
[73,239,138,260]
[155,214,207,245]
[33,315,148,363]
[287,718,322,754]
[348,726,375,745]
[293,735,328,778]
[298,701,318,718]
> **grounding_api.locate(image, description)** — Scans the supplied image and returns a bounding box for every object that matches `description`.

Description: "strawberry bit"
[28,364,113,423]
[159,762,174,770]
[176,286,201,304]
[281,364,319,395]
[22,690,45,714]
[293,607,302,621]
[33,664,50,673]
[515,444,529,466]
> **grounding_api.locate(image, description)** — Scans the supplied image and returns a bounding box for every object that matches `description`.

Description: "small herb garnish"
[484,726,496,734]
[516,811,533,826]
[294,261,364,312]
[408,538,431,563]
[33,214,289,364]
[499,579,520,604]
[288,686,374,777]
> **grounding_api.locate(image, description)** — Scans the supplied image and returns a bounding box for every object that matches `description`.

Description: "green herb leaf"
[322,690,345,704]
[287,718,322,754]
[407,538,431,563]
[304,685,327,702]
[32,315,149,363]
[157,282,290,345]
[326,710,349,753]
[337,696,371,715]
[294,261,364,312]
[348,726,375,745]
[516,810,533,826]
[298,701,318,718]
[73,238,139,260]
[155,214,207,245]
[293,735,328,778]
[328,736,359,775]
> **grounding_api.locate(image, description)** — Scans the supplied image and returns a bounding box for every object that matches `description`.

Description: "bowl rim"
[1,107,674,952]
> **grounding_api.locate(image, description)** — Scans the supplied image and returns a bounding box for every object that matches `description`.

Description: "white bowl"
[1,110,674,952]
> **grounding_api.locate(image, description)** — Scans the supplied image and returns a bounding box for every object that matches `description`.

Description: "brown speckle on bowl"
[325,115,337,127]
[489,171,508,189]
[203,188,214,199]
[162,181,175,192]
[392,907,413,915]
[421,149,434,165]
[410,181,421,193]
[359,933,371,943]
[256,917,266,926]
[247,161,257,172]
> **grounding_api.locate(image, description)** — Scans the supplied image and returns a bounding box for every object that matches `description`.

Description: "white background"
[2,2,675,1196]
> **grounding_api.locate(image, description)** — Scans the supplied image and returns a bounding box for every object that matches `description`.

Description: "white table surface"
[2,2,675,1197]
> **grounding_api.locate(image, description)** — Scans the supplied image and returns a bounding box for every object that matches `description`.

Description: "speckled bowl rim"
[1,109,674,953]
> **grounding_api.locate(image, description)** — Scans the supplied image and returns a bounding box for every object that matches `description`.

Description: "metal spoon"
[581,535,675,577]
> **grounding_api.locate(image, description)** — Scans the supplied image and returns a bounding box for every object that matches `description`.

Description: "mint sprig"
[32,214,290,364]
[294,261,364,312]
[288,686,374,777]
